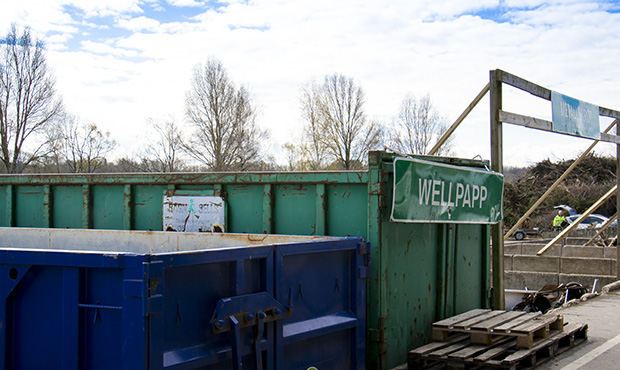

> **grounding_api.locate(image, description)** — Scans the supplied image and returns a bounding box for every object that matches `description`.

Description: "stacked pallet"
[409,309,587,369]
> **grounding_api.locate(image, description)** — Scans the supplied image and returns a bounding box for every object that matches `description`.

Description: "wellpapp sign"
[391,157,504,224]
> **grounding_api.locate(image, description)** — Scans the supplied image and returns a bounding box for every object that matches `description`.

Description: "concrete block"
[567,227,617,238]
[522,243,560,256]
[561,246,604,258]
[504,271,559,290]
[504,255,513,271]
[513,255,559,273]
[560,257,612,276]
[604,247,618,258]
[504,243,521,256]
[565,237,591,245]
[505,271,617,292]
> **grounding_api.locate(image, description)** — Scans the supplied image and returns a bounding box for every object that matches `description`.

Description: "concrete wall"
[504,230,618,291]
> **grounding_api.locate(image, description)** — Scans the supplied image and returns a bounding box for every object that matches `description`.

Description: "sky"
[2,0,620,168]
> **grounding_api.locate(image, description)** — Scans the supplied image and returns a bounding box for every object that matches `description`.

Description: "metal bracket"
[210,292,292,334]
[210,292,293,370]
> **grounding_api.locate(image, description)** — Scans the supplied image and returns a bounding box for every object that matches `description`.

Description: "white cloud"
[6,0,620,166]
[116,16,160,32]
[45,32,75,50]
[0,1,73,35]
[65,0,143,18]
[80,40,141,58]
[166,0,205,7]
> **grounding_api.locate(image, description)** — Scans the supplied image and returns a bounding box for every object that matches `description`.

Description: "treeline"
[504,154,617,230]
[1,24,453,175]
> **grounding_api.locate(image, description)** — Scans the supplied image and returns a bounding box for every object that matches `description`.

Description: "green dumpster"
[0,151,499,369]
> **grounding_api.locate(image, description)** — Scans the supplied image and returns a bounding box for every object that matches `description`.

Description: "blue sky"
[3,0,620,167]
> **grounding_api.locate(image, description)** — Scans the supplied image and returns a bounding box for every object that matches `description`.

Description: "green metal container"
[0,151,491,369]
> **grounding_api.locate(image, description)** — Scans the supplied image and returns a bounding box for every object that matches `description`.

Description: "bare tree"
[300,74,382,170]
[139,117,186,172]
[59,116,117,173]
[184,58,267,171]
[299,81,329,170]
[0,24,63,173]
[282,143,299,171]
[390,94,453,155]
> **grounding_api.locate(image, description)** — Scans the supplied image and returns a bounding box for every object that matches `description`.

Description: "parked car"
[554,204,577,216]
[504,227,540,240]
[565,214,617,229]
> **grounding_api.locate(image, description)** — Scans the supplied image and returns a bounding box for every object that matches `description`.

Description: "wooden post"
[490,70,505,309]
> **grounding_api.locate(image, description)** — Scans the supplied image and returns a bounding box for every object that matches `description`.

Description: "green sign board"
[551,91,600,139]
[391,158,504,224]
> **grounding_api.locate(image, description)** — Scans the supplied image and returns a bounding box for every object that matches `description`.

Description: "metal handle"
[209,292,293,370]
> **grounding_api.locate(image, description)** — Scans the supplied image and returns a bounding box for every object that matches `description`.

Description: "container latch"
[210,291,293,370]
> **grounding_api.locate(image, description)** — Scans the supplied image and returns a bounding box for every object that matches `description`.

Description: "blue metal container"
[0,228,368,370]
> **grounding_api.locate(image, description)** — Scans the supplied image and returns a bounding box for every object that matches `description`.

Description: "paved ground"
[537,291,620,370]
[392,288,620,370]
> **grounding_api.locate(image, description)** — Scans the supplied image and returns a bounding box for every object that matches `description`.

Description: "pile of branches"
[503,154,617,229]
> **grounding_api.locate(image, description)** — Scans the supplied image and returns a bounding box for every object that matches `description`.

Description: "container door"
[150,238,367,370]
[151,246,277,370]
[276,239,367,370]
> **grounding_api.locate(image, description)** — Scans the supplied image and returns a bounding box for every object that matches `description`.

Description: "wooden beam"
[584,213,617,247]
[600,106,620,119]
[497,70,551,100]
[429,83,490,155]
[500,111,620,144]
[538,185,617,255]
[499,111,553,131]
[504,119,619,241]
[599,132,620,144]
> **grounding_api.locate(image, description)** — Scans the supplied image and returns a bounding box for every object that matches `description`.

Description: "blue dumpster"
[0,228,368,370]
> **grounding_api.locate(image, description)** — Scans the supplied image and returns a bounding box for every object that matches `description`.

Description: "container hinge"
[357,241,371,279]
[145,261,164,315]
[210,292,293,370]
[368,316,387,344]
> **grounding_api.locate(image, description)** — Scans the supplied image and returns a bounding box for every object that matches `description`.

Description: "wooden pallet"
[431,309,564,349]
[409,322,588,369]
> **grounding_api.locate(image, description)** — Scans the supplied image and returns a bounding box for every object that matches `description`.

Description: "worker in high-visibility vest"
[553,210,565,231]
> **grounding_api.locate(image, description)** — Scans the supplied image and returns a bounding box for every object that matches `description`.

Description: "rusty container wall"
[366,152,491,369]
[0,151,492,369]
